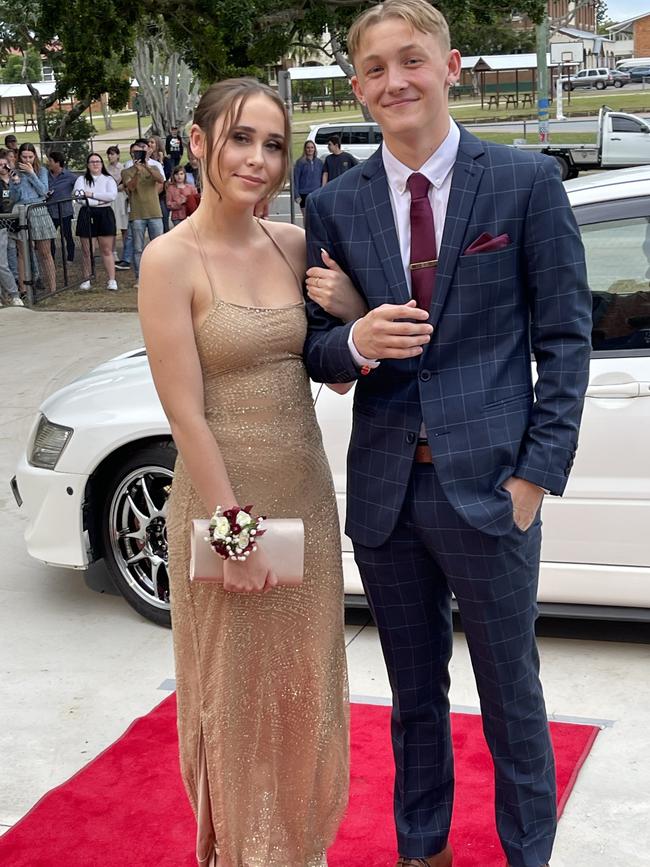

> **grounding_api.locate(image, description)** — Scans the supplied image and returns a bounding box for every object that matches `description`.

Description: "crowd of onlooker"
[1,128,361,306]
[0,127,201,304]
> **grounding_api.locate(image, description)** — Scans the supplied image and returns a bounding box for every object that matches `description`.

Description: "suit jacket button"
[420,370,431,382]
[406,433,416,444]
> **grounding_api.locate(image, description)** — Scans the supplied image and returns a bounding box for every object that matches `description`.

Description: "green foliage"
[1,49,42,83]
[42,111,96,168]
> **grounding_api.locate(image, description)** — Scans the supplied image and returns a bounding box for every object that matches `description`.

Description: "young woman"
[165,164,199,225]
[293,140,323,216]
[139,78,366,867]
[73,153,118,291]
[106,146,129,261]
[13,143,57,294]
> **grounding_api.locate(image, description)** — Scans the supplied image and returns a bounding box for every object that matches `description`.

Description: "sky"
[605,0,649,22]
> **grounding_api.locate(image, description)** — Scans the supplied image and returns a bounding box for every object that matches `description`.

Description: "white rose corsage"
[207,505,266,561]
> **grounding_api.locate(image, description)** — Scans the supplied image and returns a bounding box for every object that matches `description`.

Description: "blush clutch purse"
[190,518,305,586]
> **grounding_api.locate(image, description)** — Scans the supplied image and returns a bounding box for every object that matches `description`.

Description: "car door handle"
[586,382,650,398]
[586,382,638,398]
[610,137,622,141]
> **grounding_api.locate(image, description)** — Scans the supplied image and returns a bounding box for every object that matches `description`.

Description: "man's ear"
[446,49,462,86]
[351,75,365,105]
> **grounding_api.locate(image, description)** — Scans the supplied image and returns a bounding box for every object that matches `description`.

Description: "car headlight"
[28,414,74,470]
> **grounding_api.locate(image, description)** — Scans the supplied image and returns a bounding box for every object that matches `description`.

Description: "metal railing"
[0,198,97,304]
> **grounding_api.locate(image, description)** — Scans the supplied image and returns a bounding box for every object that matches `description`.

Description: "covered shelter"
[459,54,557,109]
[0,82,56,131]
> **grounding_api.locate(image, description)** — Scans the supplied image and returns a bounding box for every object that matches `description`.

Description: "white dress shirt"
[348,120,461,368]
[72,173,118,206]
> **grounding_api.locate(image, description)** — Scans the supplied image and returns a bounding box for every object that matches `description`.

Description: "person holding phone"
[0,153,23,306]
[12,142,57,294]
[121,141,165,285]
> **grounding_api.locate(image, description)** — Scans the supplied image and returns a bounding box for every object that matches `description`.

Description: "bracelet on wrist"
[207,505,266,562]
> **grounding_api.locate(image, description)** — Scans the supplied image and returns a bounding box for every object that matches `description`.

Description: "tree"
[0,0,138,144]
[132,20,201,135]
[1,48,41,83]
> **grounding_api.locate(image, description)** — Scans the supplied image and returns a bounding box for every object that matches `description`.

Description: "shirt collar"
[382,120,460,196]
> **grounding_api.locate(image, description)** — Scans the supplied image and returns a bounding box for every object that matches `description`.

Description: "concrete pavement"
[1,306,649,864]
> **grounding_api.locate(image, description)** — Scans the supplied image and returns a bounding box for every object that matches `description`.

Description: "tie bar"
[409,259,438,271]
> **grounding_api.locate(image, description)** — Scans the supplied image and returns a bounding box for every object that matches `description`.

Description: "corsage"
[207,505,266,561]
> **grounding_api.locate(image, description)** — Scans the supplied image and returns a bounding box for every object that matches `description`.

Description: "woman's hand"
[222,546,279,594]
[18,161,34,174]
[306,249,368,323]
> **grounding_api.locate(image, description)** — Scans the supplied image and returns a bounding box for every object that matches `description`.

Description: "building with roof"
[549,25,616,67]
[606,11,650,61]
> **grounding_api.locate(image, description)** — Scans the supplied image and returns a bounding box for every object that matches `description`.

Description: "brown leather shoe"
[397,844,452,867]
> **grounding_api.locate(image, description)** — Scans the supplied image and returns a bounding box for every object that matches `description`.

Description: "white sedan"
[11,167,650,626]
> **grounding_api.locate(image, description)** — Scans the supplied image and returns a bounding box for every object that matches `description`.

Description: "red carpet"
[0,694,598,867]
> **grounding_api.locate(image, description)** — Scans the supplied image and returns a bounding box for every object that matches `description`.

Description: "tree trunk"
[100,93,113,131]
[331,34,373,121]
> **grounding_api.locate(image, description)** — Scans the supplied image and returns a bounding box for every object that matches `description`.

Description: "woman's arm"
[306,249,368,323]
[139,241,238,514]
[27,167,49,197]
[98,176,118,203]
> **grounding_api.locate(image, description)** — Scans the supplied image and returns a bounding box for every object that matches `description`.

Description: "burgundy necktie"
[406,172,437,311]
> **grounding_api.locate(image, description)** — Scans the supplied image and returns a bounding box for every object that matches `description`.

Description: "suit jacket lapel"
[430,128,485,329]
[360,151,410,305]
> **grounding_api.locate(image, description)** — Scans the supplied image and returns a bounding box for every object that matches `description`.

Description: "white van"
[307,122,382,162]
[616,57,650,70]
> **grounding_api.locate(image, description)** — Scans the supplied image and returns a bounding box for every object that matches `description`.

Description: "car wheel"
[554,155,570,181]
[595,81,605,90]
[562,82,571,91]
[614,80,623,88]
[101,443,176,627]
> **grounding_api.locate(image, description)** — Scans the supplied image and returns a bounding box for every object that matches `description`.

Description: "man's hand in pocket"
[502,476,545,532]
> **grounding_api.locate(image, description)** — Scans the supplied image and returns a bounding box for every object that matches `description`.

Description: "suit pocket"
[483,390,532,412]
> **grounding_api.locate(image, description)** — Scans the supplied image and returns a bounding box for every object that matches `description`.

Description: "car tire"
[553,155,570,181]
[614,80,623,88]
[562,82,572,92]
[100,442,176,627]
[595,81,606,90]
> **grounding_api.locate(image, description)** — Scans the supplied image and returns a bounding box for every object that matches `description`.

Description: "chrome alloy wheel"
[108,465,173,611]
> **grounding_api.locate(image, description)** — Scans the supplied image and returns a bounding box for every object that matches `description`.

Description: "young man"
[47,151,76,262]
[321,134,358,185]
[165,125,184,167]
[303,2,592,866]
[121,141,165,284]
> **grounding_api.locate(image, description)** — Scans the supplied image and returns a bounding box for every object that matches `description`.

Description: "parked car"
[307,122,382,161]
[11,167,650,626]
[609,69,631,87]
[628,66,650,83]
[559,67,615,91]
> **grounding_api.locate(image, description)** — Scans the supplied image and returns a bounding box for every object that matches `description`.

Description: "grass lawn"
[478,131,597,145]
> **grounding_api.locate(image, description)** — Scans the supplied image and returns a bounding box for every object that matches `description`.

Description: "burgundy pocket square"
[464,232,511,255]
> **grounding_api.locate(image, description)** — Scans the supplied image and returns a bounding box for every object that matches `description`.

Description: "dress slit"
[196,722,219,867]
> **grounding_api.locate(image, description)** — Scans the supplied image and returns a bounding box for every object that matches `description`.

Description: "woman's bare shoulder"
[139,225,200,298]
[261,219,306,272]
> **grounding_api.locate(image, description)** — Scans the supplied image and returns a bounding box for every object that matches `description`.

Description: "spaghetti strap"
[255,218,303,292]
[188,217,220,304]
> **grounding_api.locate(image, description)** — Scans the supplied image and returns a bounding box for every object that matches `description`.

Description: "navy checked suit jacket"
[303,126,592,546]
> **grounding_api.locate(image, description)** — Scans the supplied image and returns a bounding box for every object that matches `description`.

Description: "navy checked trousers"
[353,463,556,867]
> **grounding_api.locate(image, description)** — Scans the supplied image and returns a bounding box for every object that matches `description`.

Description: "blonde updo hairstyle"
[192,77,291,202]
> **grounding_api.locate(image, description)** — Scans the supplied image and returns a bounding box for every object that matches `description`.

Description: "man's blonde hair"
[347,0,450,66]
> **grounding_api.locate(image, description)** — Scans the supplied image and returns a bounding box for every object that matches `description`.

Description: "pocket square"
[464,232,511,255]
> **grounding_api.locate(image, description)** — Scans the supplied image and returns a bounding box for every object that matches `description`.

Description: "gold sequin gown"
[166,220,349,867]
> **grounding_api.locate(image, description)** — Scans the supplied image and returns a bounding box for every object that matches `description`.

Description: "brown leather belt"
[414,442,433,464]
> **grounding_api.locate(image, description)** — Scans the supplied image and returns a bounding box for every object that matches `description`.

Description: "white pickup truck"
[514,106,650,179]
